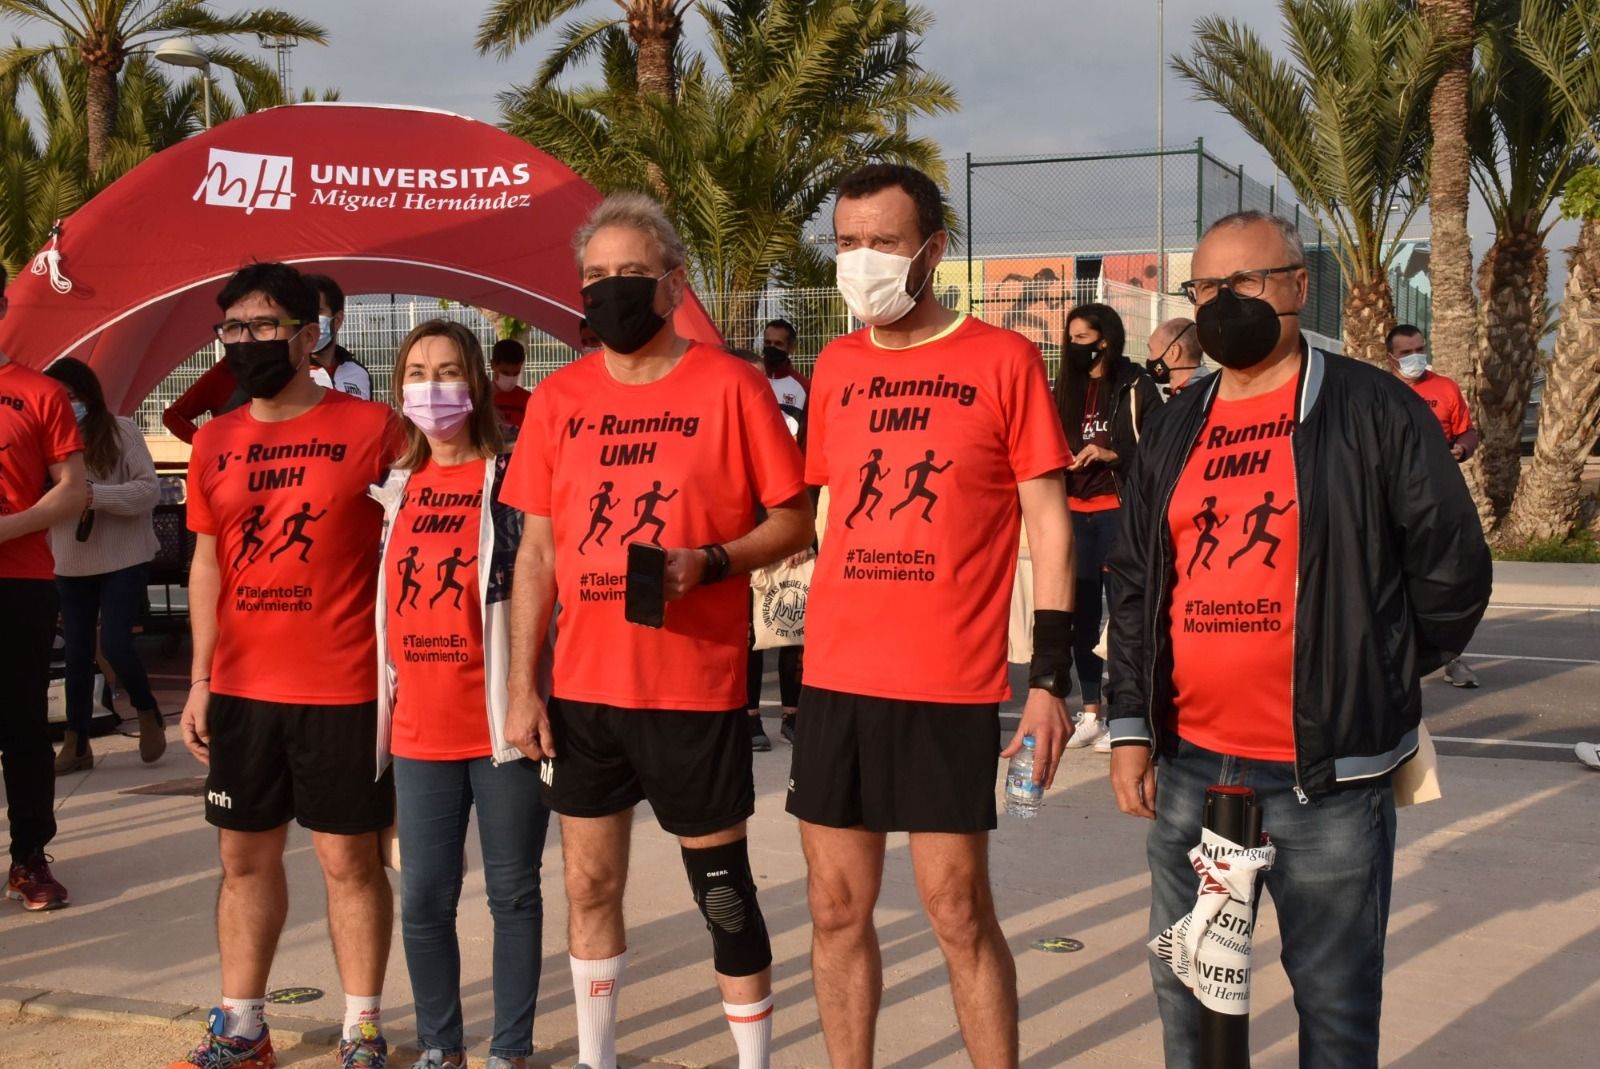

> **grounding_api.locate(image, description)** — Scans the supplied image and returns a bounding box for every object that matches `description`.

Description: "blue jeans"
[1069,507,1119,705]
[1147,738,1396,1068]
[56,564,157,735]
[394,755,551,1059]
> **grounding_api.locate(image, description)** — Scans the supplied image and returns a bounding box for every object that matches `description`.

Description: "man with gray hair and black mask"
[1105,210,1490,1067]
[1144,316,1208,397]
[500,191,813,1069]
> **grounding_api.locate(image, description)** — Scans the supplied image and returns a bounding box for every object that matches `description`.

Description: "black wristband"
[699,543,731,584]
[1029,609,1076,695]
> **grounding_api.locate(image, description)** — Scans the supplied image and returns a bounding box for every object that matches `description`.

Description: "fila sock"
[571,951,626,1069]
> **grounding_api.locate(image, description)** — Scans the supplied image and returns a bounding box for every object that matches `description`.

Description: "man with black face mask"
[500,192,812,1069]
[1104,211,1490,1068]
[1145,317,1208,397]
[169,262,404,1069]
[759,318,810,410]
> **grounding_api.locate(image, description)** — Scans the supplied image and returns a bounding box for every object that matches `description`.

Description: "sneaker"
[780,713,797,744]
[1094,729,1113,753]
[1577,742,1600,771]
[165,1007,275,1068]
[1064,713,1106,750]
[750,716,772,752]
[484,1058,527,1069]
[339,1023,387,1068]
[409,1050,463,1069]
[1443,658,1479,688]
[6,852,69,911]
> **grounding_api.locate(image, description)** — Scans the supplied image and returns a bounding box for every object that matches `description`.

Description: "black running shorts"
[785,686,1001,833]
[541,698,754,838]
[203,693,395,835]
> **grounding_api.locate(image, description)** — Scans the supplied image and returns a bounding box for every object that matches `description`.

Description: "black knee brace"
[682,838,772,977]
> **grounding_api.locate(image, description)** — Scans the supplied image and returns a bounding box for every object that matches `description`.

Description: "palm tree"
[501,0,955,339]
[1419,0,1477,389]
[0,1,325,175]
[1172,0,1448,366]
[1461,0,1596,528]
[0,50,196,274]
[1500,0,1600,545]
[477,0,690,102]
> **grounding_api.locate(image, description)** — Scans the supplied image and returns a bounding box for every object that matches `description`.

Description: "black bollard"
[1199,785,1263,1069]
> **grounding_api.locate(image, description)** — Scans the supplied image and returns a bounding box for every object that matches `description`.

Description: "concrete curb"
[1490,561,1600,609]
[4,986,692,1067]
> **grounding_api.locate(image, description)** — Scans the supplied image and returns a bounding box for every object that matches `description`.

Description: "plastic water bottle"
[1005,736,1043,819]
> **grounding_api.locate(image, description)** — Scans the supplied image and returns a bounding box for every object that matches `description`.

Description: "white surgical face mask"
[495,372,520,391]
[1398,353,1428,380]
[835,236,934,327]
[315,314,335,352]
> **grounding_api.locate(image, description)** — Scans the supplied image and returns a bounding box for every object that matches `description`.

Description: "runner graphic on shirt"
[1187,497,1229,577]
[431,547,478,610]
[578,481,619,555]
[1228,491,1294,569]
[269,502,326,563]
[233,504,268,569]
[889,450,953,522]
[844,449,891,529]
[621,481,677,545]
[396,546,424,615]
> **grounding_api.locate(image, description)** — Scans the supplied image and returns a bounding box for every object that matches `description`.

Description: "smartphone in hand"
[624,542,667,628]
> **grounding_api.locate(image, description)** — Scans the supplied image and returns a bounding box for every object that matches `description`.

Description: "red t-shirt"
[1167,378,1299,761]
[501,344,806,710]
[187,391,403,705]
[494,385,532,431]
[1407,371,1471,441]
[0,360,83,580]
[385,457,491,760]
[162,360,242,444]
[803,315,1072,703]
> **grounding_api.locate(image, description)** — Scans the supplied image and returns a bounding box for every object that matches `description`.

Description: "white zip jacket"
[370,453,547,775]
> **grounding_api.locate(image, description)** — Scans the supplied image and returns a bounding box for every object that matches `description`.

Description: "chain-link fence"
[961,140,1431,351]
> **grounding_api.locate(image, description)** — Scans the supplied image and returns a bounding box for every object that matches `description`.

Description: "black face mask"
[761,345,789,373]
[582,275,668,355]
[1195,288,1296,370]
[1064,342,1100,373]
[225,339,301,399]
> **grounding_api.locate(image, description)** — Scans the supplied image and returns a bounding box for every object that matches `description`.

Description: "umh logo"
[193,149,295,213]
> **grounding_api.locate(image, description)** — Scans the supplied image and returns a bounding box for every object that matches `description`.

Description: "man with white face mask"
[304,273,373,400]
[490,337,532,434]
[1387,323,1481,688]
[791,164,1075,1068]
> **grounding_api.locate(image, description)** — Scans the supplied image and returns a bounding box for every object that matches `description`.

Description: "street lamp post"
[154,37,211,129]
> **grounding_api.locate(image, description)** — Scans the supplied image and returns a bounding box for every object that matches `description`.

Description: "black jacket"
[1054,356,1162,500]
[1104,344,1491,796]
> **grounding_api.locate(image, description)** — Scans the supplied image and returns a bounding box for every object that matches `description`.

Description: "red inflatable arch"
[0,103,723,413]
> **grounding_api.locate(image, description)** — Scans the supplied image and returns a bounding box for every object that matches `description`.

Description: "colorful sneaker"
[339,1022,388,1068]
[165,1007,275,1068]
[6,852,69,911]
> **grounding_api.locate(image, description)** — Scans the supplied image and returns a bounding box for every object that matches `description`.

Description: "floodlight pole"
[1157,0,1166,295]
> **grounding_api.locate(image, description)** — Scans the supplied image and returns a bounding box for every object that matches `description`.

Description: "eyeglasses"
[1178,265,1304,305]
[213,317,304,343]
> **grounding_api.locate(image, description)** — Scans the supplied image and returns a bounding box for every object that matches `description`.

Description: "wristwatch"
[1028,670,1072,698]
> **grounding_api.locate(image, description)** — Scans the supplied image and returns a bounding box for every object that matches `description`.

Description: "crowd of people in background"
[0,163,1500,1069]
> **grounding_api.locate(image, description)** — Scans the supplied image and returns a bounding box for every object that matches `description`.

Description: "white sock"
[571,952,626,1069]
[219,996,266,1039]
[342,993,381,1040]
[723,995,774,1069]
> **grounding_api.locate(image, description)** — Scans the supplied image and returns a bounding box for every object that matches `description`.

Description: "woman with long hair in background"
[1051,303,1160,750]
[44,357,164,772]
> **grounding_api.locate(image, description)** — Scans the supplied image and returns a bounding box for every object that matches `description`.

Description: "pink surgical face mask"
[402,380,474,439]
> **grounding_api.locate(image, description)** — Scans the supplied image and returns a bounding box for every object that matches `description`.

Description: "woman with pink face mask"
[372,319,550,1069]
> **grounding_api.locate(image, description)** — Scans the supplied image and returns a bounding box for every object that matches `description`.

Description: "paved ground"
[2,562,1595,1067]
